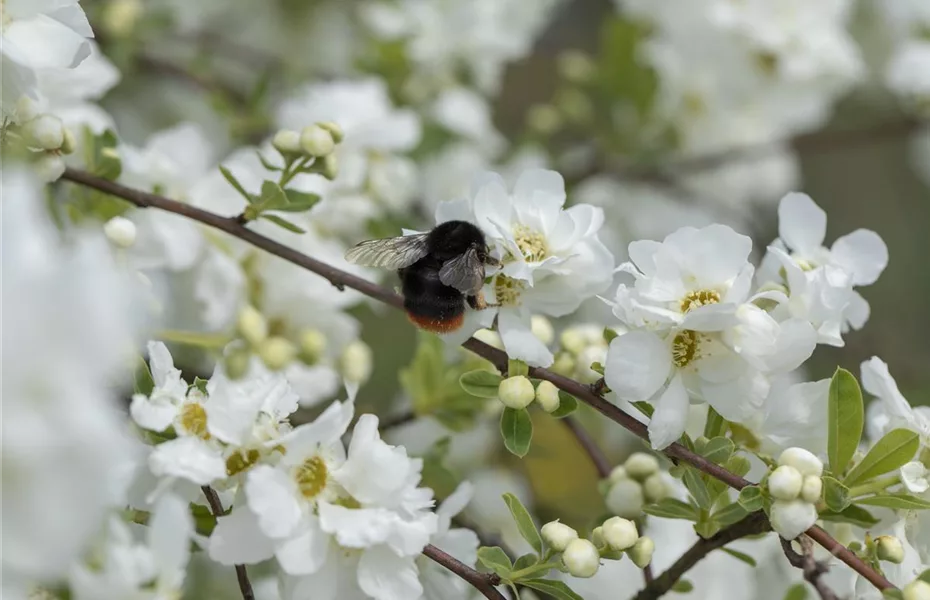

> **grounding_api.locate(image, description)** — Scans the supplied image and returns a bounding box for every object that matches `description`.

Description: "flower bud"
[602,516,638,551]
[34,154,65,182]
[541,520,578,552]
[298,329,327,365]
[272,129,302,155]
[498,376,535,409]
[317,121,344,144]
[608,465,628,483]
[535,380,560,413]
[768,465,803,501]
[25,114,65,150]
[605,479,644,519]
[322,153,338,180]
[60,128,76,155]
[557,50,596,83]
[551,352,575,377]
[103,216,137,248]
[770,499,818,540]
[643,473,671,503]
[473,328,504,350]
[530,315,554,345]
[560,328,587,356]
[103,0,142,37]
[625,452,660,481]
[527,104,562,136]
[236,305,268,346]
[562,539,600,578]
[778,447,824,477]
[575,345,606,384]
[300,124,335,157]
[591,526,605,547]
[258,337,297,371]
[628,536,655,568]
[340,340,373,384]
[15,96,39,122]
[875,536,905,564]
[800,475,823,503]
[904,580,930,600]
[224,347,252,380]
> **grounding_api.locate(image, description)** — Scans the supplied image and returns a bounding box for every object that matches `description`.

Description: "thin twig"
[780,536,841,600]
[136,54,250,107]
[422,544,506,600]
[201,486,255,600]
[377,410,418,432]
[635,512,770,600]
[562,416,612,478]
[60,168,896,594]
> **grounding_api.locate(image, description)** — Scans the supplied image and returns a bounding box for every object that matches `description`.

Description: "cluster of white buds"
[227,305,333,376]
[551,324,621,384]
[15,104,77,182]
[605,452,670,519]
[271,121,342,180]
[768,448,824,539]
[497,376,562,414]
[541,515,654,579]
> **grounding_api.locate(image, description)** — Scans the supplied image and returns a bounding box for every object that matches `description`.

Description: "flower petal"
[605,331,671,401]
[831,229,888,286]
[336,415,411,504]
[778,192,826,254]
[512,168,566,234]
[147,493,193,572]
[245,465,302,539]
[900,462,929,495]
[647,374,690,450]
[130,393,178,432]
[497,308,553,367]
[275,517,331,575]
[209,506,276,566]
[357,546,423,600]
[149,437,226,485]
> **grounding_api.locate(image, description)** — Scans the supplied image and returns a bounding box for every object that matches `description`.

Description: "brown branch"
[635,512,770,600]
[201,486,255,600]
[422,544,505,600]
[60,168,895,594]
[780,536,840,600]
[378,410,418,432]
[562,415,612,478]
[136,54,250,108]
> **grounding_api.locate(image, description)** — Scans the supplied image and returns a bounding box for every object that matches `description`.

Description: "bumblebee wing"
[439,247,485,294]
[344,233,430,269]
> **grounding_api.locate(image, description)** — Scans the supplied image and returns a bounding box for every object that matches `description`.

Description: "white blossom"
[419,483,480,600]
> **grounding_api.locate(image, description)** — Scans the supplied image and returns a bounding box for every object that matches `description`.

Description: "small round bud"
[535,380,560,413]
[591,526,605,547]
[540,520,578,552]
[628,536,655,568]
[340,340,373,384]
[560,328,588,356]
[25,115,65,150]
[317,121,344,144]
[298,329,327,365]
[562,539,600,578]
[236,305,268,346]
[602,516,638,551]
[770,499,818,540]
[321,153,338,180]
[643,473,671,503]
[34,154,65,182]
[60,128,76,155]
[605,479,644,519]
[875,536,905,564]
[272,129,302,154]
[551,352,575,377]
[103,216,137,248]
[224,347,252,380]
[300,125,335,157]
[527,104,562,136]
[473,328,503,350]
[608,465,628,483]
[103,0,142,37]
[768,465,803,501]
[498,376,535,409]
[800,475,823,503]
[530,315,554,345]
[15,96,39,122]
[624,452,660,481]
[557,50,596,83]
[778,447,824,477]
[904,580,930,600]
[575,345,606,384]
[258,337,297,371]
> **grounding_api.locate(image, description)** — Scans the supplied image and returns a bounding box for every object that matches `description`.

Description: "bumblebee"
[345,220,500,333]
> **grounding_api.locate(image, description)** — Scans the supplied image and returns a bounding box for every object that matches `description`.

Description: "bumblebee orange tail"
[406,311,465,333]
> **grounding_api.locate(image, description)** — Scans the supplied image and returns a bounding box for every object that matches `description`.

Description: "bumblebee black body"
[344,220,497,334]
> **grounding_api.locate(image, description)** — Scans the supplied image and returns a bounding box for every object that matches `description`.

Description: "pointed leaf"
[476,546,512,578]
[822,476,850,512]
[701,437,735,465]
[259,214,305,234]
[704,407,727,439]
[275,188,322,212]
[460,370,503,398]
[843,428,919,486]
[722,547,757,567]
[501,408,533,458]
[855,493,930,510]
[551,391,578,418]
[712,502,749,527]
[513,553,537,572]
[258,180,289,210]
[827,368,863,476]
[671,579,694,593]
[219,165,251,202]
[738,485,764,512]
[255,150,282,172]
[502,493,542,555]
[683,468,712,509]
[643,498,699,521]
[819,505,879,528]
[520,579,584,600]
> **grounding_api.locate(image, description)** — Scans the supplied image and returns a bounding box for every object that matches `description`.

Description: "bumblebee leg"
[467,290,500,311]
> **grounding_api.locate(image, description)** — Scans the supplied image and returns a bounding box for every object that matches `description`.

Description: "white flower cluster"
[878,0,930,115]
[540,516,654,579]
[436,168,615,367]
[604,453,671,519]
[605,191,888,449]
[767,448,823,539]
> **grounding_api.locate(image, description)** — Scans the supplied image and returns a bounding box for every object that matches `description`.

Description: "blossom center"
[226,449,261,476]
[178,403,210,439]
[494,275,526,306]
[512,224,548,262]
[679,289,721,313]
[672,330,699,367]
[295,456,328,500]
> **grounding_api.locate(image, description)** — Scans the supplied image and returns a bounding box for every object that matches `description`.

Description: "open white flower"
[901,462,930,495]
[862,357,930,449]
[419,483,480,600]
[436,168,614,366]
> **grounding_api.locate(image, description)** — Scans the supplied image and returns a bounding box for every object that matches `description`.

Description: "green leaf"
[219,165,251,202]
[738,485,764,512]
[275,188,322,212]
[671,579,694,593]
[783,583,808,600]
[590,361,605,375]
[259,214,306,233]
[819,505,879,528]
[722,547,757,567]
[502,492,542,554]
[420,438,458,498]
[643,498,699,521]
[631,401,654,418]
[82,127,122,181]
[258,180,289,210]
[551,391,578,418]
[701,437,735,465]
[827,368,864,476]
[476,546,512,578]
[513,553,537,572]
[822,476,849,512]
[520,579,584,600]
[919,569,930,584]
[844,428,920,486]
[855,493,930,510]
[712,502,749,527]
[190,376,209,395]
[133,355,155,396]
[704,407,727,439]
[255,150,282,171]
[501,408,533,458]
[459,370,503,398]
[683,468,712,509]
[508,358,529,378]
[603,327,619,344]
